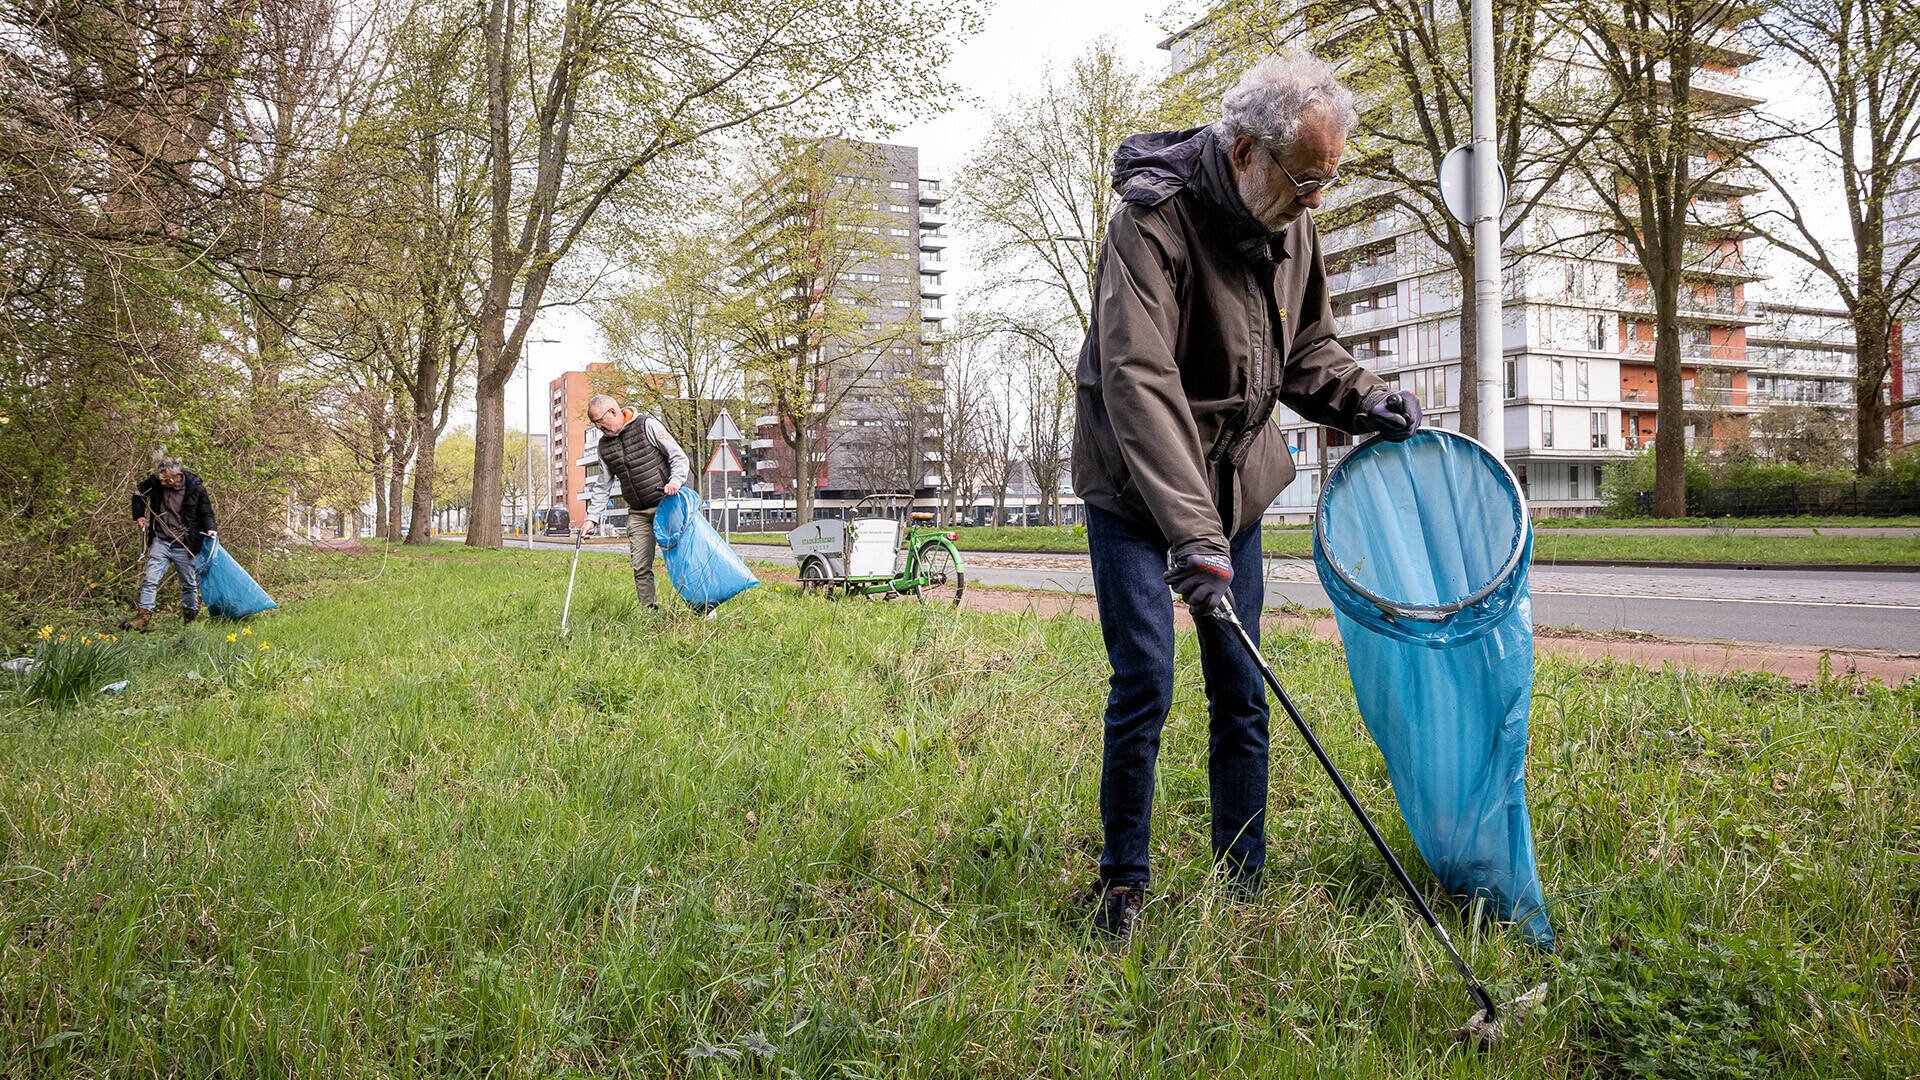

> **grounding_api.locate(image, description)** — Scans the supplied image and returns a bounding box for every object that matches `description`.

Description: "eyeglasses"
[1268,146,1339,199]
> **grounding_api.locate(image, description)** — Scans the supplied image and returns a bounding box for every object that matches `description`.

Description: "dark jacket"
[1072,125,1390,559]
[589,409,690,517]
[132,470,217,555]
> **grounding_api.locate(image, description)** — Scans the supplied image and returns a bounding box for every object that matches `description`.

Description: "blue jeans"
[139,539,199,613]
[1086,503,1269,890]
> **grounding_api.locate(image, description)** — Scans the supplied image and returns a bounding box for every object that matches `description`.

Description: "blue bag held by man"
[652,488,758,611]
[193,537,278,620]
[1313,430,1553,946]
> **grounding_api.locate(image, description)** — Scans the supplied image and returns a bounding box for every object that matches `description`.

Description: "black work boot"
[182,606,199,624]
[1090,883,1144,943]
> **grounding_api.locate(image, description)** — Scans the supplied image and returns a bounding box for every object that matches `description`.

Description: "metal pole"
[524,343,535,548]
[1471,0,1505,455]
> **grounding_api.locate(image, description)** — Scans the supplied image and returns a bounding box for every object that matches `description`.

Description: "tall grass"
[0,546,1914,1076]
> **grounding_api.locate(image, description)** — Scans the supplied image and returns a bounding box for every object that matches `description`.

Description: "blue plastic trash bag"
[652,489,758,610]
[1312,430,1553,947]
[192,537,278,620]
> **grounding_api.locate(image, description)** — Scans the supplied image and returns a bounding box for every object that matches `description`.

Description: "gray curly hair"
[158,455,183,474]
[1215,51,1358,156]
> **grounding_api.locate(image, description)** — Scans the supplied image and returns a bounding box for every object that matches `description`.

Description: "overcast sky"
[484,1,1182,436]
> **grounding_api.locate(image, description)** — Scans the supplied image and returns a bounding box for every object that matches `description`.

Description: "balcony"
[1624,338,1751,366]
[919,229,950,251]
[918,179,945,204]
[1612,287,1763,323]
[1690,156,1764,196]
[1339,306,1402,334]
[1682,243,1761,281]
[1684,385,1757,410]
[919,276,949,297]
[919,205,950,229]
[1327,260,1403,295]
[919,254,948,272]
[1689,201,1760,240]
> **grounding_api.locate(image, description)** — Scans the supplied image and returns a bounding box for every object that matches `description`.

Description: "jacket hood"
[1110,126,1294,263]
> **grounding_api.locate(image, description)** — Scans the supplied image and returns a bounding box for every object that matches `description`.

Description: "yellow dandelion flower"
[258,642,271,652]
[80,635,89,644]
[57,634,67,643]
[86,581,97,590]
[37,626,52,640]
[242,627,253,636]
[226,633,237,643]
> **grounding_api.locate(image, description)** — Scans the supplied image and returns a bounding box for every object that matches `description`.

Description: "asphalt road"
[505,536,1920,652]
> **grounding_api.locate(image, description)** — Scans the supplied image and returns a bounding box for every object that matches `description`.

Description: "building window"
[1576,360,1590,400]
[890,180,909,189]
[1542,408,1555,448]
[1590,409,1608,449]
[1589,315,1608,351]
[1551,360,1565,399]
[889,228,910,237]
[1504,358,1516,399]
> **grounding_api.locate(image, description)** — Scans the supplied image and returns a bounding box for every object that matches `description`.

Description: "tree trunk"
[372,468,389,538]
[1652,306,1687,518]
[469,377,507,546]
[1455,253,1480,440]
[384,456,407,543]
[1855,302,1890,474]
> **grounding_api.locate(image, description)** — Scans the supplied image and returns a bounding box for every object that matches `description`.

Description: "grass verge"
[2,547,1915,1076]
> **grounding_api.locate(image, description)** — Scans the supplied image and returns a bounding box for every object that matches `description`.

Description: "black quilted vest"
[597,415,671,511]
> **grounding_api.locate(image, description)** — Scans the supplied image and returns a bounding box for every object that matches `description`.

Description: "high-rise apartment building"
[740,138,950,509]
[546,361,623,527]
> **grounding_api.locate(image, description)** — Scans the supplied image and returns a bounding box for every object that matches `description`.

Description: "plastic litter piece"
[99,680,129,694]
[652,489,758,610]
[1312,429,1553,946]
[3,656,37,675]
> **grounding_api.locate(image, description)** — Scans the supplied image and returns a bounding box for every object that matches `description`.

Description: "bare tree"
[596,226,739,457]
[464,0,978,546]
[1540,0,1758,516]
[1743,0,1920,472]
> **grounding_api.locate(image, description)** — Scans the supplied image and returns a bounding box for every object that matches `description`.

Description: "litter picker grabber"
[1206,595,1543,1047]
[560,529,583,636]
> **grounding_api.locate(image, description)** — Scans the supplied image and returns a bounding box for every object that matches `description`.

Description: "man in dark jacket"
[128,456,218,632]
[1074,51,1422,939]
[581,394,691,610]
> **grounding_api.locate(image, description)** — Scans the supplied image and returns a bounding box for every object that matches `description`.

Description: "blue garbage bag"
[192,537,278,620]
[652,489,758,610]
[1312,430,1553,947]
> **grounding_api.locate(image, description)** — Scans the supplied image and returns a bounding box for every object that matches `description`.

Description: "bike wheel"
[799,556,834,599]
[912,541,964,606]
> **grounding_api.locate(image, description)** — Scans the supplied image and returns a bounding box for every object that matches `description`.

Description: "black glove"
[1165,551,1233,614]
[1361,390,1422,441]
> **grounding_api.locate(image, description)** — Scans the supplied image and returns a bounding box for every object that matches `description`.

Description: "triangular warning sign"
[706,443,743,473]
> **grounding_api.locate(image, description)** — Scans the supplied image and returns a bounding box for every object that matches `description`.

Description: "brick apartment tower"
[546,362,622,527]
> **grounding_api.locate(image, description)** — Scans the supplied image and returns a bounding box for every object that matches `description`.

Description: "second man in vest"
[581,394,691,610]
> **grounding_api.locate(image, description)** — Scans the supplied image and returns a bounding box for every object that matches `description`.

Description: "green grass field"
[736,525,1920,566]
[3,547,1916,1076]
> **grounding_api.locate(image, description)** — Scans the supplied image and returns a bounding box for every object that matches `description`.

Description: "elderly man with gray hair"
[1073,51,1422,939]
[580,393,690,610]
[127,455,218,632]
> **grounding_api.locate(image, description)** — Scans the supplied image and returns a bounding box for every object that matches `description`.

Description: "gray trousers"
[626,509,659,607]
[139,539,199,612]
